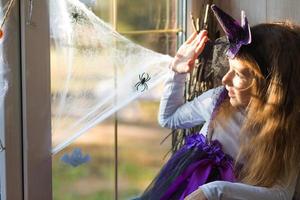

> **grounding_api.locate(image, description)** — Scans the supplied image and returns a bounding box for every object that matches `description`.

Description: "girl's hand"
[171,30,208,74]
[184,189,208,200]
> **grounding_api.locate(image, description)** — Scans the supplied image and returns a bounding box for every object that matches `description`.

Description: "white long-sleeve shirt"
[158,70,299,200]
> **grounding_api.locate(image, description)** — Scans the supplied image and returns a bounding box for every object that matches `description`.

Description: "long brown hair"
[234,22,300,187]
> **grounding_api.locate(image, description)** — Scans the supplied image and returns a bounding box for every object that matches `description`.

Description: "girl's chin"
[229,97,248,108]
[229,97,240,107]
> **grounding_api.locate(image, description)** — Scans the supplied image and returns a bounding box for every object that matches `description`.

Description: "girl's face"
[222,58,255,108]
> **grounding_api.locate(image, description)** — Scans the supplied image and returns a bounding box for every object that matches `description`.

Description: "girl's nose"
[222,71,233,86]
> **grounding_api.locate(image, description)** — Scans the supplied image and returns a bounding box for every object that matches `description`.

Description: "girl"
[158,6,300,200]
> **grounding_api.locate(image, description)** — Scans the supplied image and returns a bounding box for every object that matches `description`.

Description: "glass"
[51,0,180,199]
[124,33,178,56]
[117,0,178,31]
[51,1,116,199]
[92,0,113,23]
[52,118,115,200]
[117,85,171,199]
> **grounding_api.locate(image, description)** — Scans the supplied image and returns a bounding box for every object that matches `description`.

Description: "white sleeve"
[158,70,216,129]
[199,179,297,200]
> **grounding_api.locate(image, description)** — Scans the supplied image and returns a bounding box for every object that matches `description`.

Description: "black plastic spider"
[70,7,87,24]
[71,11,84,23]
[135,72,151,92]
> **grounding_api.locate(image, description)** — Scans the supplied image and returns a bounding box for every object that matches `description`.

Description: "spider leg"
[141,85,146,92]
[145,74,151,81]
[135,82,141,89]
[135,82,140,87]
[145,84,148,90]
[139,74,142,80]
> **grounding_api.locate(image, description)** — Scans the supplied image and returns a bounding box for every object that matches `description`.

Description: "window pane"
[51,1,116,199]
[117,0,178,31]
[52,119,115,200]
[92,0,113,23]
[51,0,180,199]
[117,85,171,198]
[125,33,178,56]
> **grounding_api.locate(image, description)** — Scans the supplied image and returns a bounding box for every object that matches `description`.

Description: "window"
[51,0,186,200]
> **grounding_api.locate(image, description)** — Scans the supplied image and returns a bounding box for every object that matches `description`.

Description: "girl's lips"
[225,87,235,97]
[228,91,235,97]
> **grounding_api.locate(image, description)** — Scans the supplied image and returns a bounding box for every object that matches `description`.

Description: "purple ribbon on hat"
[211,4,251,59]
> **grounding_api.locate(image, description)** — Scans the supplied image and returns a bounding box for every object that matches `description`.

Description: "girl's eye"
[235,71,247,80]
[235,71,241,77]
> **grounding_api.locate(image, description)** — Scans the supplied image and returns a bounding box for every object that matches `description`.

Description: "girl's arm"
[158,70,220,129]
[196,179,297,200]
[158,30,210,129]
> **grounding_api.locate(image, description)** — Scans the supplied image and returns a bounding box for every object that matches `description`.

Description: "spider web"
[50,0,172,154]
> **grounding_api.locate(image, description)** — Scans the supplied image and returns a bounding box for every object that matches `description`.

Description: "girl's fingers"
[185,31,198,44]
[192,29,208,46]
[199,29,208,37]
[195,36,209,56]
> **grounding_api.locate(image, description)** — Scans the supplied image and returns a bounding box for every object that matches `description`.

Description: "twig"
[1,0,15,29]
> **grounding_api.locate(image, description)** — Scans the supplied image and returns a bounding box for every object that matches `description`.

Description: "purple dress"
[135,88,236,200]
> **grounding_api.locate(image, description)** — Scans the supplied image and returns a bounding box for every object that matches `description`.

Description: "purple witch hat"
[211,4,251,58]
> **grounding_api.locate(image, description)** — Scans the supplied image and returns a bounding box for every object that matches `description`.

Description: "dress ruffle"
[136,134,236,200]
